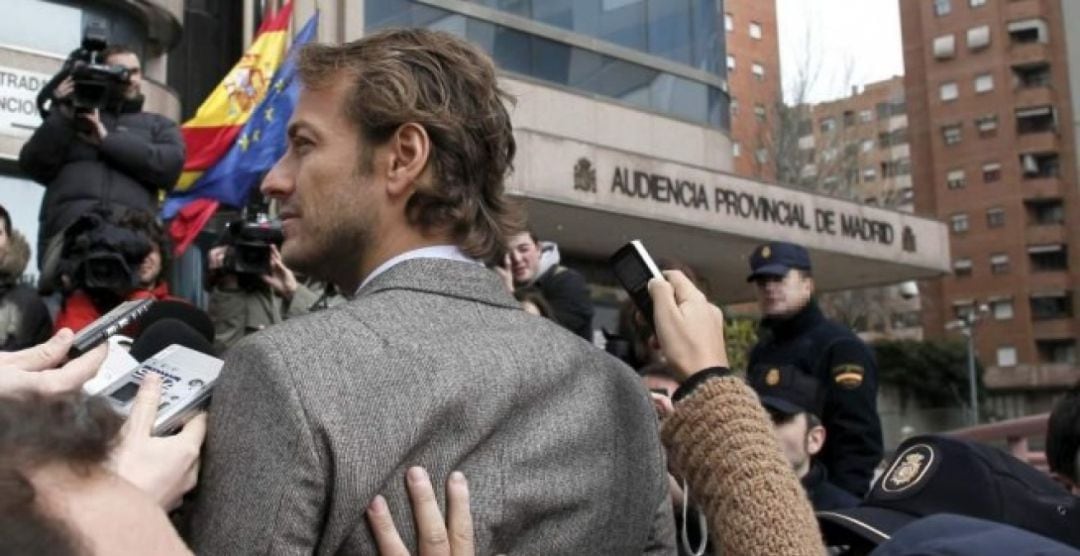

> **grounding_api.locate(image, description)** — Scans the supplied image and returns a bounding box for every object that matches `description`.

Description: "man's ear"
[806,424,826,457]
[384,122,430,199]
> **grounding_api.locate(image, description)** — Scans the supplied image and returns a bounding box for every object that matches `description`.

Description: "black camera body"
[37,22,133,118]
[61,209,151,296]
[222,219,284,276]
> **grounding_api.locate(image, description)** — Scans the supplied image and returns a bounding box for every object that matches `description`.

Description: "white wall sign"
[0,66,50,138]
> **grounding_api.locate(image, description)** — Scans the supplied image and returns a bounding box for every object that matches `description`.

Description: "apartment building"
[724,0,782,181]
[901,0,1080,417]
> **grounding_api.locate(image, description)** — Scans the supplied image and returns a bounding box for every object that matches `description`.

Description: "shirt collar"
[356,245,478,294]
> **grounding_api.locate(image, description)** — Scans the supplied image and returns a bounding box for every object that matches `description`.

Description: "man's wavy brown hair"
[297,28,522,262]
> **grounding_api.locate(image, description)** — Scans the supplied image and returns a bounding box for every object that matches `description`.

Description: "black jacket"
[801,460,860,511]
[534,264,594,340]
[18,104,185,258]
[748,300,883,498]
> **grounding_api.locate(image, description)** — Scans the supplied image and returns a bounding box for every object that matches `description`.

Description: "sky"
[776,0,906,104]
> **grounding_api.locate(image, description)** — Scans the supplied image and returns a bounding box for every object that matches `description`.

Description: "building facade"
[723,0,782,181]
[901,0,1080,418]
[792,77,923,342]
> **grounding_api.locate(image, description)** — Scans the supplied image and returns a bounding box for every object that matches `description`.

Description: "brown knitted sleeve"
[661,376,823,556]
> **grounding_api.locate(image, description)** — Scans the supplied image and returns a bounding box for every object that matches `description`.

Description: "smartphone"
[68,299,155,358]
[610,240,664,327]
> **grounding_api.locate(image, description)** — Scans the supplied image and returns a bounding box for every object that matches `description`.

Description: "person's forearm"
[661,374,823,556]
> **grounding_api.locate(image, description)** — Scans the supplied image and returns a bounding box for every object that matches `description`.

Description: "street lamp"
[946,303,989,425]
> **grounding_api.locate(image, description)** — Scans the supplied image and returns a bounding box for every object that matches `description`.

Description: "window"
[751,62,765,80]
[1016,106,1056,134]
[1030,292,1073,320]
[822,148,838,162]
[843,110,856,127]
[881,159,911,177]
[726,55,735,72]
[967,25,991,50]
[971,0,987,7]
[732,142,741,157]
[879,128,908,148]
[1013,62,1051,88]
[991,299,1014,320]
[1008,18,1049,44]
[1037,339,1077,364]
[947,169,966,189]
[820,117,837,133]
[933,34,956,58]
[858,109,873,123]
[754,103,766,122]
[861,139,875,153]
[987,208,1006,228]
[749,22,762,39]
[935,0,952,16]
[975,114,998,136]
[990,253,1009,274]
[943,124,962,145]
[1028,244,1068,271]
[724,12,733,32]
[940,81,959,101]
[729,97,739,117]
[953,300,975,320]
[1021,152,1060,178]
[974,73,994,93]
[951,213,970,233]
[982,162,1002,182]
[755,148,768,163]
[997,346,1017,367]
[863,167,877,182]
[953,258,973,276]
[1025,199,1064,225]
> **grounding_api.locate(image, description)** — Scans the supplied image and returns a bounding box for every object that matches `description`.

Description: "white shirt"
[355,245,478,295]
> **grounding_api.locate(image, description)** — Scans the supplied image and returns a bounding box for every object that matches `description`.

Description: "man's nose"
[261,157,292,199]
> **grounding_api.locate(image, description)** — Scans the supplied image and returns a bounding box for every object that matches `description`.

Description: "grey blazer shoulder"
[189,258,668,555]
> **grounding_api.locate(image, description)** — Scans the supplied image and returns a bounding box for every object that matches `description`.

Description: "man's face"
[137,243,161,288]
[261,79,381,288]
[508,233,541,284]
[770,411,823,478]
[753,269,814,317]
[105,52,142,100]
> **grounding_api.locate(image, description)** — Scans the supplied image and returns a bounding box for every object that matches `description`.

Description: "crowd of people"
[1,27,1079,556]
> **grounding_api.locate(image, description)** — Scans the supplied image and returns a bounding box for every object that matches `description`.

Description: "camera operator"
[53,207,175,332]
[205,232,327,353]
[0,204,51,351]
[19,43,185,294]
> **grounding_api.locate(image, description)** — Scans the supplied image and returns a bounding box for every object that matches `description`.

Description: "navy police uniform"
[746,241,883,498]
[749,355,860,511]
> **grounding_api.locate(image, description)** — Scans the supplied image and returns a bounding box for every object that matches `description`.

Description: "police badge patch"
[832,364,865,389]
[881,443,935,493]
[765,368,780,386]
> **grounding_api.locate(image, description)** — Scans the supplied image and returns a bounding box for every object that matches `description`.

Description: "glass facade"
[366,0,728,129]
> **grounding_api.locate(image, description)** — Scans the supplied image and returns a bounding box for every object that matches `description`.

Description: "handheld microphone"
[128,300,215,346]
[130,317,215,362]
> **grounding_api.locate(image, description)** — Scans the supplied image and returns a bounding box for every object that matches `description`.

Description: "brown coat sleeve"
[660,376,824,556]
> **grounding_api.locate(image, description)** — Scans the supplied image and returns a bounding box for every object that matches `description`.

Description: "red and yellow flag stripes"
[176,2,293,191]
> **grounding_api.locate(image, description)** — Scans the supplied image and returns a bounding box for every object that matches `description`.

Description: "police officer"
[745,241,882,498]
[750,365,859,511]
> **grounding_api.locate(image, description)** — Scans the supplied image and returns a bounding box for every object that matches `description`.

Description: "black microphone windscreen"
[130,300,215,345]
[130,318,216,362]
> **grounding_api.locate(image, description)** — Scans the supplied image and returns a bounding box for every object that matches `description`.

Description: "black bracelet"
[672,367,733,403]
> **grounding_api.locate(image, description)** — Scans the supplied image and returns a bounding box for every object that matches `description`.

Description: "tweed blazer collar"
[357,257,521,309]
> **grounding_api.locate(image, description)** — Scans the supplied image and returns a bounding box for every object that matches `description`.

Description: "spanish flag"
[175,2,293,192]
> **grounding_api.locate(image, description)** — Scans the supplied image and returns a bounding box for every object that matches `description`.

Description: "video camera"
[36,21,133,118]
[222,218,284,276]
[60,209,151,296]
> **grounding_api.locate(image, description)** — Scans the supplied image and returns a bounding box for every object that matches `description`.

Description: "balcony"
[1023,176,1065,198]
[1032,318,1076,339]
[1025,224,1066,245]
[1013,86,1054,109]
[1004,0,1050,24]
[984,363,1080,390]
[1009,42,1051,67]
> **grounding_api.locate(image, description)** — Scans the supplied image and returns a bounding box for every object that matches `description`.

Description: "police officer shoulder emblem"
[832,364,865,389]
[881,443,935,493]
[761,246,771,259]
[765,368,780,386]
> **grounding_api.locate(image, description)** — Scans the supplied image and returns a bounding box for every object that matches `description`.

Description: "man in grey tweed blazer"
[188,29,673,554]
